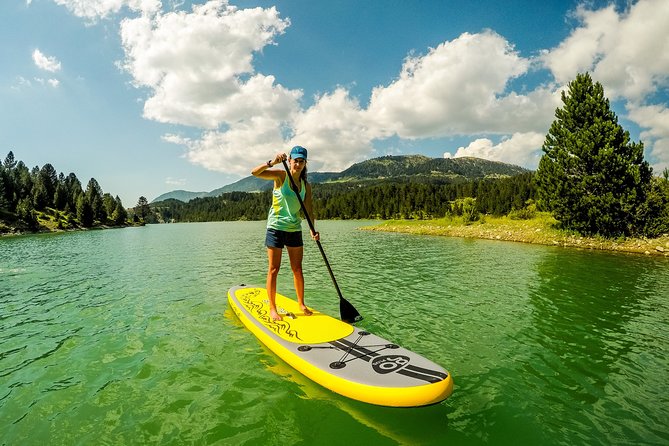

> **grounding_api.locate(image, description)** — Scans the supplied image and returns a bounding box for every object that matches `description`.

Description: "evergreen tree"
[135,196,150,221]
[39,163,58,207]
[64,173,82,212]
[3,153,19,208]
[635,176,669,236]
[54,182,68,210]
[85,178,104,223]
[535,73,652,237]
[32,177,50,210]
[112,196,128,225]
[4,151,17,170]
[102,193,116,223]
[76,195,94,227]
[0,168,7,212]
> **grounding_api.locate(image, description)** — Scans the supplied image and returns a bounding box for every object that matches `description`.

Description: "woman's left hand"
[311,230,320,241]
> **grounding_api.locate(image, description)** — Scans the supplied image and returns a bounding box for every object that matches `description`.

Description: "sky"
[1,0,668,206]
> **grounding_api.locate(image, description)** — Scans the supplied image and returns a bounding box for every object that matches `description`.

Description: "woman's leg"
[266,247,283,320]
[287,246,312,315]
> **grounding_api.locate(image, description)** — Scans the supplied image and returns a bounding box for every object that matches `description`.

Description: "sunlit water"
[1,221,668,445]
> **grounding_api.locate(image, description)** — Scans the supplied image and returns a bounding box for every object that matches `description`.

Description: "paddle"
[282,159,363,323]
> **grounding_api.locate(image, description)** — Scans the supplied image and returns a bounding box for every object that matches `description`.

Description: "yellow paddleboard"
[228,285,454,407]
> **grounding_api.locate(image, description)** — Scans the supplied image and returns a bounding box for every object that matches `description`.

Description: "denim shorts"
[265,228,303,248]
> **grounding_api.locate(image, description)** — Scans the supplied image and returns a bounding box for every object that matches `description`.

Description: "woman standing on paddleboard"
[251,146,320,321]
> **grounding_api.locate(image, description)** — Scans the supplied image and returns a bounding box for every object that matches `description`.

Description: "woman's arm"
[251,153,287,183]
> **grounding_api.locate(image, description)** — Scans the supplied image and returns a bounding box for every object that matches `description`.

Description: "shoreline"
[362,215,669,257]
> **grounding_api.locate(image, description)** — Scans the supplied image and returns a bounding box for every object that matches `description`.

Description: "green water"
[1,221,668,445]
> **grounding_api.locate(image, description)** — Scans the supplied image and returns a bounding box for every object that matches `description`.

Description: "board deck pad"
[233,287,354,344]
[228,285,453,407]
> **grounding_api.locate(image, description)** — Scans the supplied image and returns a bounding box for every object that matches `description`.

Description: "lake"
[1,221,668,445]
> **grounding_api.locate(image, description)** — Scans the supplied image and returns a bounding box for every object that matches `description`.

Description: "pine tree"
[112,196,128,225]
[535,73,652,237]
[85,178,104,222]
[76,195,94,227]
[0,168,8,212]
[135,196,150,221]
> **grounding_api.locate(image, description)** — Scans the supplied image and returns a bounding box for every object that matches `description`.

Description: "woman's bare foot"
[300,305,313,316]
[270,308,283,321]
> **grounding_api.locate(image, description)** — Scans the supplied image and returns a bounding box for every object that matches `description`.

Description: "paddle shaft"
[281,160,349,307]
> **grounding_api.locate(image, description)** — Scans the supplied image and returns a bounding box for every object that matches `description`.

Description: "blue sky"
[1,0,668,206]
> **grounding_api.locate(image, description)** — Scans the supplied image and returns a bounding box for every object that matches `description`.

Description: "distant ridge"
[151,189,209,203]
[152,155,529,203]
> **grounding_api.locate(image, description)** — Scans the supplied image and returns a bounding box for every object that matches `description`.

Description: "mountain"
[331,155,527,182]
[152,155,529,203]
[151,189,209,203]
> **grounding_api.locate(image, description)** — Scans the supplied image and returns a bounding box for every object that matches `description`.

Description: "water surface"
[1,221,668,445]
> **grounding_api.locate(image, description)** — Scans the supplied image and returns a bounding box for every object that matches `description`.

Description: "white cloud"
[451,132,546,168]
[367,31,557,138]
[34,77,61,88]
[53,0,160,20]
[165,177,187,186]
[52,0,669,176]
[32,49,61,72]
[290,88,375,172]
[118,1,303,174]
[119,1,295,126]
[163,115,288,174]
[627,104,669,172]
[150,27,560,173]
[11,76,32,91]
[542,0,669,103]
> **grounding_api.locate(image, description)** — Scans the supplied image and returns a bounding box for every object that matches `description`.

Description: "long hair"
[300,165,308,184]
[288,159,308,193]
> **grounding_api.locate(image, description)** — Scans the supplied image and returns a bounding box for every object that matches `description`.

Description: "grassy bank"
[363,212,669,257]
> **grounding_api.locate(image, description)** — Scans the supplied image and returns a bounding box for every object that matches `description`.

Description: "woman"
[251,146,320,321]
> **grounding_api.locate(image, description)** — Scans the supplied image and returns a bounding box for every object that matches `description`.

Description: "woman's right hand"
[273,152,287,166]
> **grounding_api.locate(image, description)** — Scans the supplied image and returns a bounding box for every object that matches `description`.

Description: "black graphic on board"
[296,330,449,384]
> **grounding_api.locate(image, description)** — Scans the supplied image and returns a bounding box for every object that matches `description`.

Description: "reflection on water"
[1,221,668,445]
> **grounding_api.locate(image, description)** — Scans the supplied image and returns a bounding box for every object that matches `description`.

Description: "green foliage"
[535,73,653,237]
[0,167,8,211]
[151,192,271,223]
[135,196,151,222]
[112,196,128,225]
[634,176,669,237]
[509,200,538,220]
[0,151,129,232]
[16,197,37,228]
[156,155,529,202]
[335,155,528,180]
[151,173,536,223]
[451,197,480,224]
[76,195,94,227]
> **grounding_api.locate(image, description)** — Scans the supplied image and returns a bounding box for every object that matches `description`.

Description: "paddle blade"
[340,298,363,324]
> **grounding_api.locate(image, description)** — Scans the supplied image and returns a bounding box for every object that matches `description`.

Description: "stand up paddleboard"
[228,285,453,407]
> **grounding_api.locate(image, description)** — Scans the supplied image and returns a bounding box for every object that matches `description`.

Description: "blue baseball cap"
[290,145,308,160]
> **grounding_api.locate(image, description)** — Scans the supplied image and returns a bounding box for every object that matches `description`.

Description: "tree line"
[0,151,128,231]
[149,173,537,223]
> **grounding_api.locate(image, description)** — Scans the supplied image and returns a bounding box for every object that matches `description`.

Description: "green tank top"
[267,174,306,232]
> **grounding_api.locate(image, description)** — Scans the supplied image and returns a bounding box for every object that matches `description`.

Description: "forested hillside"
[150,173,536,223]
[153,155,528,202]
